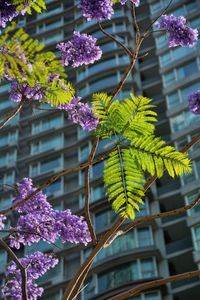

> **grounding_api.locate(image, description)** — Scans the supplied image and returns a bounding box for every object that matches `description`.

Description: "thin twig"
[84,137,99,245]
[110,270,200,299]
[144,0,174,34]
[122,194,200,235]
[0,101,23,129]
[0,239,28,300]
[131,3,140,43]
[98,23,132,58]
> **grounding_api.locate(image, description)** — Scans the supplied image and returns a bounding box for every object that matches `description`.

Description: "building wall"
[0,1,200,299]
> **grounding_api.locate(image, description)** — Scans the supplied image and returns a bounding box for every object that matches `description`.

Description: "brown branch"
[0,239,28,300]
[144,0,174,34]
[0,101,23,129]
[84,137,99,245]
[110,270,200,300]
[62,218,124,300]
[131,2,140,43]
[98,23,132,58]
[122,193,200,235]
[111,39,143,100]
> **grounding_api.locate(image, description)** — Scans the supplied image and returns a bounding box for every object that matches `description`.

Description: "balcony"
[166,237,193,255]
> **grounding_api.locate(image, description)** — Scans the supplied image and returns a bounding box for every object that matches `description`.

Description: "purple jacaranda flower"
[59,97,99,131]
[188,90,200,115]
[79,0,114,21]
[158,15,198,47]
[10,178,91,248]
[0,1,18,28]
[2,252,58,300]
[57,31,102,68]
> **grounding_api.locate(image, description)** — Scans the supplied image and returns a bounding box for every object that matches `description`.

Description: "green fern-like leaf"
[104,148,145,220]
[130,135,192,178]
[109,94,157,138]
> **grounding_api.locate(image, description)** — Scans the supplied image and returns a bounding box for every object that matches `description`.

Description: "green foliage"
[0,24,74,106]
[100,93,192,220]
[104,147,145,220]
[130,136,191,178]
[11,0,46,14]
[92,93,157,138]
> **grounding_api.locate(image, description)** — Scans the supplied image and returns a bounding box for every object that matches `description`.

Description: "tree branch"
[84,137,99,245]
[0,101,23,129]
[62,218,124,300]
[110,270,200,300]
[0,239,28,300]
[98,23,133,58]
[122,193,200,235]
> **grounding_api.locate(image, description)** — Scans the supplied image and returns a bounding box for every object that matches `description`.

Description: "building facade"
[0,0,200,299]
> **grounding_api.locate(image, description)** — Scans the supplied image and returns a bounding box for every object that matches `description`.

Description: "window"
[79,144,90,162]
[186,191,200,215]
[167,92,180,109]
[141,259,155,279]
[0,196,12,210]
[30,156,62,177]
[95,209,117,230]
[98,262,139,292]
[138,228,153,247]
[0,131,18,147]
[44,179,62,196]
[0,150,17,167]
[155,35,167,49]
[193,225,200,250]
[0,250,7,271]
[98,258,156,292]
[0,171,15,185]
[92,185,105,202]
[32,115,63,134]
[163,71,175,88]
[31,134,63,154]
[92,162,104,178]
[177,61,198,80]
[171,114,185,132]
[150,2,163,14]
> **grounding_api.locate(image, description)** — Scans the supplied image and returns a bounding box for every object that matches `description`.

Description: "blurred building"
[0,0,200,299]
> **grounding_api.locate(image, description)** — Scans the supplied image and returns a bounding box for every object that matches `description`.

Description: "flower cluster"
[0,214,6,230]
[158,15,198,47]
[2,251,58,300]
[57,31,102,68]
[120,0,140,6]
[0,0,30,28]
[9,81,45,102]
[188,90,200,115]
[59,97,99,131]
[10,178,91,248]
[0,1,18,28]
[79,0,114,21]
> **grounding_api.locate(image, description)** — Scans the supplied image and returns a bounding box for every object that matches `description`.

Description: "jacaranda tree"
[0,0,200,299]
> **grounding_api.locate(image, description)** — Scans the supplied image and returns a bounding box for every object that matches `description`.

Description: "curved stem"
[110,270,200,300]
[0,239,28,300]
[0,101,23,129]
[84,137,99,245]
[122,193,200,234]
[98,23,132,58]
